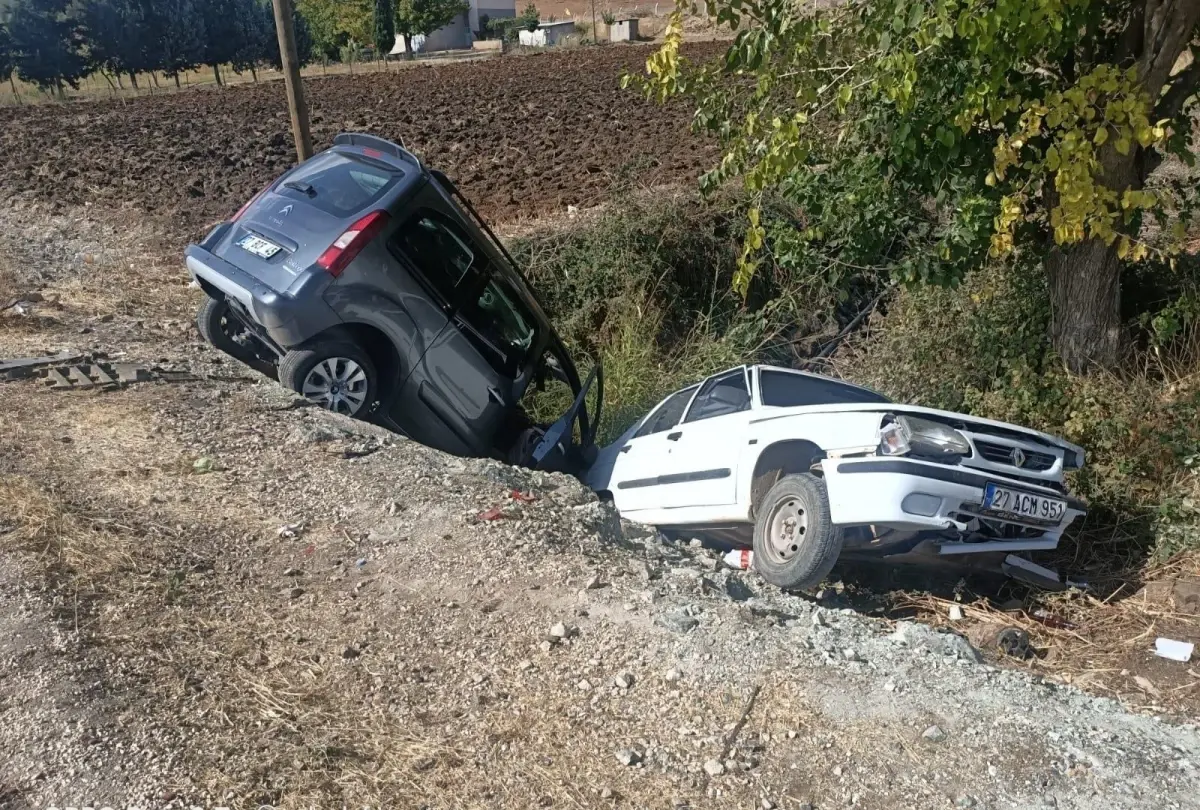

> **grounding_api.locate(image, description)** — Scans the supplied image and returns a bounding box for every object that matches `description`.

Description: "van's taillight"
[233,182,272,221]
[316,210,390,277]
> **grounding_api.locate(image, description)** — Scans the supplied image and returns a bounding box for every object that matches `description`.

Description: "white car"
[585,364,1086,590]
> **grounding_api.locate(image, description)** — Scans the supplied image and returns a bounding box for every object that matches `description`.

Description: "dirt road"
[2,203,1199,809]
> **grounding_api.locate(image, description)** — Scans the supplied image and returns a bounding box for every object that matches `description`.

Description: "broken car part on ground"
[586,365,1087,591]
[186,133,601,475]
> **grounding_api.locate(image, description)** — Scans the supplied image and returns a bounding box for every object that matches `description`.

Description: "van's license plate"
[984,483,1066,523]
[237,234,281,259]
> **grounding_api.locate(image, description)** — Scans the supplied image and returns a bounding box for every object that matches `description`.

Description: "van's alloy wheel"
[751,473,843,591]
[302,357,369,415]
[279,340,377,418]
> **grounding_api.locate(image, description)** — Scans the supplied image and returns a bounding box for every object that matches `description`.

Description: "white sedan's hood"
[752,403,1085,462]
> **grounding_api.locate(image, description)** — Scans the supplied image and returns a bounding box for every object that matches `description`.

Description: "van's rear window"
[278,153,400,216]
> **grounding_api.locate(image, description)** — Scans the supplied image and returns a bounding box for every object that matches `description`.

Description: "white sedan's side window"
[684,370,751,423]
[633,386,698,439]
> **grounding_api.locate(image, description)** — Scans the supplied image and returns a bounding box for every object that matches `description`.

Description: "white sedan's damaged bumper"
[819,457,1086,555]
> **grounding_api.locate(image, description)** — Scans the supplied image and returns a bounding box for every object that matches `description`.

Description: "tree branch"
[1155,50,1200,121]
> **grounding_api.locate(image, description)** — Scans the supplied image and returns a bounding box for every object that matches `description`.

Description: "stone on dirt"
[703,759,725,776]
[615,747,643,767]
[655,610,700,633]
[922,725,947,743]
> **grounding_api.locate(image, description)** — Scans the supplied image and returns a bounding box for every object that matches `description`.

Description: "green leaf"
[907,2,924,30]
[878,30,891,51]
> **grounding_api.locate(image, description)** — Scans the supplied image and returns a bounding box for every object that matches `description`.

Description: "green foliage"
[629,0,1200,364]
[296,0,344,59]
[146,0,207,80]
[78,0,145,79]
[395,0,468,40]
[7,0,87,91]
[373,0,394,56]
[601,10,615,26]
[518,1,538,32]
[0,21,14,81]
[486,15,519,43]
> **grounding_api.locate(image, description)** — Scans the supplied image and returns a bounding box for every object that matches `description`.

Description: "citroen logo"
[1010,447,1026,468]
[279,204,293,216]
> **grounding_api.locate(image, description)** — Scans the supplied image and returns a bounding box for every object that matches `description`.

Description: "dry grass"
[894,552,1200,714]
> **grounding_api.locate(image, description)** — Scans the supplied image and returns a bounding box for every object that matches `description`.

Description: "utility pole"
[271,0,313,161]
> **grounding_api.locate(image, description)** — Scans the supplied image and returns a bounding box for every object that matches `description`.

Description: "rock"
[518,660,533,671]
[615,747,643,766]
[922,725,947,743]
[341,646,359,659]
[811,609,825,627]
[614,671,635,689]
[539,640,554,654]
[891,621,982,663]
[703,759,725,776]
[689,538,704,548]
[949,604,965,622]
[761,800,776,810]
[884,681,897,692]
[577,679,593,691]
[550,622,569,639]
[655,610,700,633]
[632,560,657,581]
[664,668,681,683]
[585,575,602,590]
[283,567,302,577]
[956,795,977,808]
[288,587,305,599]
[600,787,614,799]
[842,648,862,662]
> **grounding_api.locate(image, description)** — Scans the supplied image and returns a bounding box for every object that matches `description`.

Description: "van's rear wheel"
[196,296,276,378]
[752,474,843,591]
[279,340,377,418]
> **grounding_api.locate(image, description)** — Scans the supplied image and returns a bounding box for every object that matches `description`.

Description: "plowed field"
[0,45,721,235]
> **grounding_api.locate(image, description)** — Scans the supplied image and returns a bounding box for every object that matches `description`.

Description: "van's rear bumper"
[185,243,335,349]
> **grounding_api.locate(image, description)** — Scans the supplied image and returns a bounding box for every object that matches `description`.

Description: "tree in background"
[0,21,18,102]
[518,1,538,31]
[197,0,244,85]
[296,0,341,62]
[634,0,1200,373]
[266,1,313,70]
[78,0,146,88]
[373,0,393,64]
[144,0,205,87]
[7,0,87,95]
[394,0,466,59]
[231,0,271,81]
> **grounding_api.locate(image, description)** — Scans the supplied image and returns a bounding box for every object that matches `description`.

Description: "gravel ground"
[1,204,1199,810]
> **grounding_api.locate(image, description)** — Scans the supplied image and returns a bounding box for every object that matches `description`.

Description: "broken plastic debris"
[1154,637,1194,663]
[511,490,537,503]
[192,456,216,474]
[1001,554,1087,590]
[479,505,504,521]
[277,523,304,539]
[723,549,753,570]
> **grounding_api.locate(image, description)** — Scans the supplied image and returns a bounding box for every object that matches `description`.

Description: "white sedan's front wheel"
[752,474,843,591]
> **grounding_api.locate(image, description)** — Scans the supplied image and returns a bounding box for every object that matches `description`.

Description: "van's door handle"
[619,445,632,454]
[487,386,507,406]
[667,431,682,441]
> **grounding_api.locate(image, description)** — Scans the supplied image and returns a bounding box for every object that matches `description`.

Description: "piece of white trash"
[1154,638,1194,663]
[723,549,753,570]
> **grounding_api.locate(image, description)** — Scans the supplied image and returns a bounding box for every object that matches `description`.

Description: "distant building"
[517,20,577,47]
[390,0,517,54]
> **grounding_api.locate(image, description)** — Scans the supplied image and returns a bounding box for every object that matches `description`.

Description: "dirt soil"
[0,44,722,239]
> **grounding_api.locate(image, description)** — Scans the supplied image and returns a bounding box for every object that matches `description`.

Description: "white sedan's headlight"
[879,415,970,459]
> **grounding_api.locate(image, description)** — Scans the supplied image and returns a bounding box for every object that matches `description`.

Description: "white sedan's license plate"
[984,483,1066,523]
[237,234,281,259]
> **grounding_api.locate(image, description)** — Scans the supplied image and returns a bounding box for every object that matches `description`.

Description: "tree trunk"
[403,33,415,60]
[151,72,160,88]
[250,65,258,82]
[128,72,138,89]
[174,74,181,89]
[101,71,116,90]
[212,63,222,86]
[9,75,21,105]
[1047,242,1123,372]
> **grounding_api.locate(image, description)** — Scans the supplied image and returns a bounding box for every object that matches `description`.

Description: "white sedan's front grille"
[960,432,1064,482]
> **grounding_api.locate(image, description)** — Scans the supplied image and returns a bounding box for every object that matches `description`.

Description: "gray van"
[185,133,600,472]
